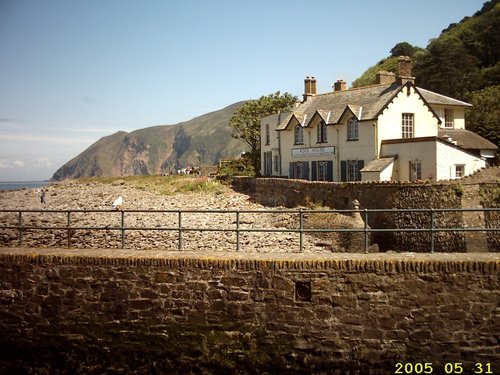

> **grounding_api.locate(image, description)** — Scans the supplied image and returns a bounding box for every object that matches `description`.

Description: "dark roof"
[438,129,498,150]
[417,88,472,107]
[278,82,403,130]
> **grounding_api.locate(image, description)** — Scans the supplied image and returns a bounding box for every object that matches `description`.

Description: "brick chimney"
[303,76,317,101]
[333,79,347,92]
[398,56,415,85]
[376,71,396,84]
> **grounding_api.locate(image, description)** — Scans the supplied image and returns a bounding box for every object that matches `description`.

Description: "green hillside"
[352,0,499,149]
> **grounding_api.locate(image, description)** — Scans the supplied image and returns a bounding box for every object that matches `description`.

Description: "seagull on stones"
[112,196,123,210]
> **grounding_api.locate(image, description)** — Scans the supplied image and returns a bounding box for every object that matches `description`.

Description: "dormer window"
[294,124,304,145]
[444,108,454,128]
[317,121,327,143]
[347,117,358,141]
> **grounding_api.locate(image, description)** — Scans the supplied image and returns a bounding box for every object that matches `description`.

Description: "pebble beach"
[0,178,327,252]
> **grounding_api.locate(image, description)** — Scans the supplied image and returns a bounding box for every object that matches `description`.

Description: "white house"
[261,57,497,182]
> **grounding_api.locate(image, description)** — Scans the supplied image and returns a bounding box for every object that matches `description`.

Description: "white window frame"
[348,160,359,182]
[455,164,465,178]
[318,161,328,181]
[402,113,414,139]
[294,125,304,145]
[409,160,422,181]
[347,117,358,141]
[444,108,454,128]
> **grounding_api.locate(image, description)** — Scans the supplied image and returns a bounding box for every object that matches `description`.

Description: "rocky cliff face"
[51,102,246,180]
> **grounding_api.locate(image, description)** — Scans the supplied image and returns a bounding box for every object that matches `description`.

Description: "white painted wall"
[432,105,466,130]
[381,140,437,181]
[436,141,486,179]
[377,86,440,153]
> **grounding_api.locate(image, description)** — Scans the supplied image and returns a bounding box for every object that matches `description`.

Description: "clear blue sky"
[0,0,486,181]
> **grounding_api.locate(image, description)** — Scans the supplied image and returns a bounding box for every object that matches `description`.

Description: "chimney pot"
[376,71,396,84]
[333,79,347,92]
[398,56,415,85]
[303,76,317,101]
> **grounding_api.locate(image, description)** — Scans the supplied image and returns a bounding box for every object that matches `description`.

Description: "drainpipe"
[277,122,282,176]
[374,121,379,158]
[336,128,340,181]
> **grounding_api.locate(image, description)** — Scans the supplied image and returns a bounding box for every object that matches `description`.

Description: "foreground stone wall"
[231,175,499,252]
[0,249,498,374]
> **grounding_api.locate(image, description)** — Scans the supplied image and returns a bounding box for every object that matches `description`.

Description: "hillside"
[352,0,499,149]
[51,102,247,180]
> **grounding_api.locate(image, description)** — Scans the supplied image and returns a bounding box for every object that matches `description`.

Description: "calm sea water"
[0,181,49,191]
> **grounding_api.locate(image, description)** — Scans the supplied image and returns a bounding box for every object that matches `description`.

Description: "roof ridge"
[311,83,395,98]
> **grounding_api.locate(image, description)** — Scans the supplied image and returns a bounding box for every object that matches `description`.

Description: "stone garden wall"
[231,168,499,252]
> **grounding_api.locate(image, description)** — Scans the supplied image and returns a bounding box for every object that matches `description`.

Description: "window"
[444,109,454,128]
[402,113,414,139]
[455,164,465,178]
[294,125,304,145]
[348,160,359,181]
[340,160,364,182]
[311,160,333,181]
[265,124,270,145]
[289,161,309,180]
[317,121,327,143]
[409,160,422,181]
[347,117,358,141]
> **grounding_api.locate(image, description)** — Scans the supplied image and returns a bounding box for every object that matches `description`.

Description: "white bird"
[112,196,123,210]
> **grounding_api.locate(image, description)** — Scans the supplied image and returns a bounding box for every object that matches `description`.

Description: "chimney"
[333,79,347,92]
[376,71,396,84]
[398,56,415,85]
[303,76,317,101]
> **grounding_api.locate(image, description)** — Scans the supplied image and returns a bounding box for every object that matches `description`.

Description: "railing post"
[18,211,23,246]
[364,209,369,253]
[178,210,183,250]
[236,210,240,252]
[430,208,435,253]
[121,210,125,249]
[299,208,304,252]
[67,210,71,248]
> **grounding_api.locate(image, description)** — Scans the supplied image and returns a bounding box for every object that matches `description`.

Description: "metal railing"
[0,208,498,253]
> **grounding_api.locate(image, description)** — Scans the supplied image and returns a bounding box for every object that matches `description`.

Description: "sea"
[0,181,50,192]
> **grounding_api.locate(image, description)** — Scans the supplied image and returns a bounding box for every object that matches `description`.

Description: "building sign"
[291,146,335,157]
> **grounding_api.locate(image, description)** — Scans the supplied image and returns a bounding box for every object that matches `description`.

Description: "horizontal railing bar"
[1,208,499,214]
[1,207,498,252]
[1,226,498,233]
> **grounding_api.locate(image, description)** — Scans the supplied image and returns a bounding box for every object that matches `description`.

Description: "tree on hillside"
[390,42,420,57]
[229,91,297,175]
[465,85,500,152]
[414,37,481,100]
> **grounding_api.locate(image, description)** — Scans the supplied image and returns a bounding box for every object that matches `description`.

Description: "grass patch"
[76,175,227,195]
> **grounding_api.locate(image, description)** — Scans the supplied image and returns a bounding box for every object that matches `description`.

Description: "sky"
[0,0,487,181]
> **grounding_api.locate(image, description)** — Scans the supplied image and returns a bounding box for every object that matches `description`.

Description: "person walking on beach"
[40,188,46,204]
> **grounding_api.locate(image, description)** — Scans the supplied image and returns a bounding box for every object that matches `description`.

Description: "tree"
[390,42,419,57]
[414,37,481,100]
[465,85,500,153]
[229,91,297,176]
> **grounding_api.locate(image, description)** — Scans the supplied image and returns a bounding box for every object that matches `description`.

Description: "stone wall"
[231,171,499,252]
[0,249,498,374]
